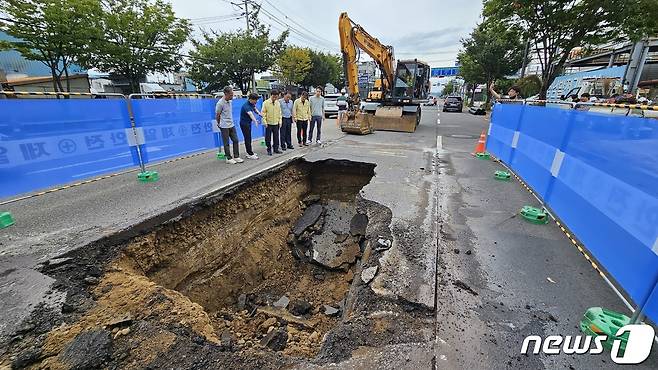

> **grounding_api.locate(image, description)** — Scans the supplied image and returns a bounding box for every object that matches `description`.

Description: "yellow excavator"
[338,12,431,134]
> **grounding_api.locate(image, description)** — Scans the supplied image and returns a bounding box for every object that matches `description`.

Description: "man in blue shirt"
[279,91,294,150]
[239,93,261,160]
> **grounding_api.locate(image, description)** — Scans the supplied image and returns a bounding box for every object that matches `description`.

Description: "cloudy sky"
[169,0,484,68]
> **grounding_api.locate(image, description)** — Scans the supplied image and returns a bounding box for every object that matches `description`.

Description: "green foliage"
[442,80,458,96]
[483,0,656,99]
[459,17,524,104]
[515,75,541,98]
[0,0,103,92]
[85,0,191,93]
[188,29,287,93]
[493,79,514,96]
[457,51,485,84]
[274,47,312,85]
[302,50,343,89]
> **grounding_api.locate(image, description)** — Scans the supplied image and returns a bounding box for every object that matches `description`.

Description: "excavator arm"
[338,12,396,106]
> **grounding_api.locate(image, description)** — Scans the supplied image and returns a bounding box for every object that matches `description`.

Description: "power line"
[257,6,338,52]
[261,0,339,49]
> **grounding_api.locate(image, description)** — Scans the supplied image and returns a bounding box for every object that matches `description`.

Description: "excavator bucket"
[372,106,418,133]
[340,111,375,135]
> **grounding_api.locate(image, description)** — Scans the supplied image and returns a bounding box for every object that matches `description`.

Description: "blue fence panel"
[549,110,658,320]
[490,103,658,321]
[0,99,137,199]
[488,103,523,163]
[132,98,265,163]
[131,98,217,163]
[510,105,572,198]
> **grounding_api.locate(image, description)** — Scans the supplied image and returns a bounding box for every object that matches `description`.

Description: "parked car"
[443,96,463,112]
[424,95,437,106]
[324,93,340,118]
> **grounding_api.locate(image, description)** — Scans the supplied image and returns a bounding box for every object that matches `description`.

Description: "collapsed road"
[1,105,657,369]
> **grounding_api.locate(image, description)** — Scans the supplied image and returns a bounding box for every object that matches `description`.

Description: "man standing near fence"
[279,91,294,151]
[293,91,311,146]
[261,90,282,155]
[308,86,325,145]
[239,93,261,160]
[215,86,243,164]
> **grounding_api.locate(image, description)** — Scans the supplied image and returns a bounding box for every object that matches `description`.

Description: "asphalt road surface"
[0,105,655,369]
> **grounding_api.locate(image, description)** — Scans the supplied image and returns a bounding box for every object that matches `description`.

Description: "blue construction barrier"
[0,98,139,198]
[489,102,658,321]
[131,97,264,163]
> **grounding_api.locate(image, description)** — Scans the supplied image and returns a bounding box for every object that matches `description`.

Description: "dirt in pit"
[3,159,376,369]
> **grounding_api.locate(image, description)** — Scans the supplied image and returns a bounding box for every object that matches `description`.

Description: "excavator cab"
[391,60,431,103]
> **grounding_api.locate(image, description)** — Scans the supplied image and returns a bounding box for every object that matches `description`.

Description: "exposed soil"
[1,159,382,369]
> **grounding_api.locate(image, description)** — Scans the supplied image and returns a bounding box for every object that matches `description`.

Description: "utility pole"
[244,0,256,94]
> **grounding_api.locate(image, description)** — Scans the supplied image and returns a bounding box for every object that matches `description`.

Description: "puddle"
[20,159,376,368]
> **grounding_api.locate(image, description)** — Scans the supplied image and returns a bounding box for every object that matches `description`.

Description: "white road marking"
[436,135,443,153]
[437,118,441,124]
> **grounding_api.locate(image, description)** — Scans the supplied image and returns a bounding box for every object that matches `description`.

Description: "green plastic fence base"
[137,171,159,183]
[579,307,630,351]
[216,152,226,160]
[520,205,548,224]
[260,140,266,147]
[0,212,15,229]
[494,170,511,181]
[475,152,490,160]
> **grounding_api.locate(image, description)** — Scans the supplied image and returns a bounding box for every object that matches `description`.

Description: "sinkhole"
[86,159,376,359]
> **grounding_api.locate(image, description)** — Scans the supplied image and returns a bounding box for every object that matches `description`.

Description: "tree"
[483,0,657,99]
[0,0,103,92]
[87,0,191,93]
[442,80,458,96]
[188,29,287,93]
[274,47,312,86]
[515,75,541,98]
[459,18,524,105]
[301,51,343,89]
[457,51,486,104]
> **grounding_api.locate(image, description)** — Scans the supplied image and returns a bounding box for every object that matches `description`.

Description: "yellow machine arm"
[338,12,396,105]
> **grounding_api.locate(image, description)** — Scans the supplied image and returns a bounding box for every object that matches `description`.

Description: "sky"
[169,0,484,68]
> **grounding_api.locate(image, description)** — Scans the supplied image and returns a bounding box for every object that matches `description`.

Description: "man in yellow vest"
[293,91,312,146]
[261,90,283,155]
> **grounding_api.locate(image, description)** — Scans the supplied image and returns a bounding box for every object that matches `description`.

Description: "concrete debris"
[308,331,320,343]
[220,330,235,348]
[302,194,321,206]
[547,277,556,284]
[46,257,73,267]
[59,329,111,370]
[376,238,392,250]
[260,328,288,351]
[105,313,133,329]
[257,307,317,329]
[349,213,368,236]
[333,233,350,243]
[453,248,460,254]
[361,266,378,284]
[259,317,277,331]
[292,204,323,236]
[288,299,312,316]
[273,296,290,309]
[323,305,340,317]
[113,327,130,339]
[237,294,247,310]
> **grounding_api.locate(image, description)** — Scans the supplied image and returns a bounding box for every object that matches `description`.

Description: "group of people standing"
[215,86,326,164]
